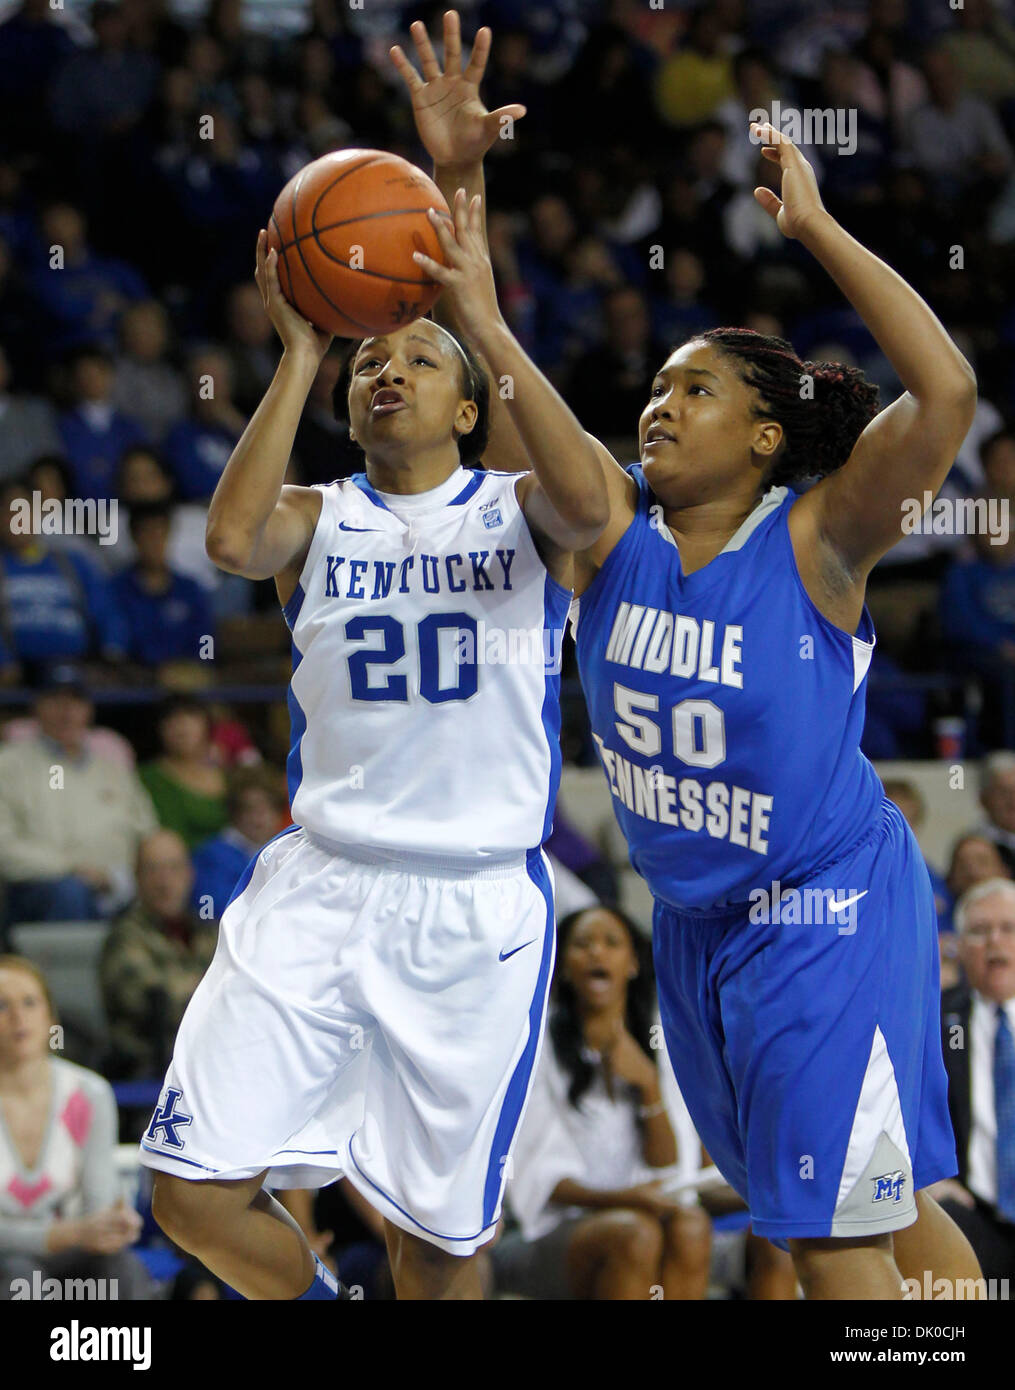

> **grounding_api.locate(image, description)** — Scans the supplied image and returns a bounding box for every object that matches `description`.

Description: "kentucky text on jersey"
[322,548,516,600]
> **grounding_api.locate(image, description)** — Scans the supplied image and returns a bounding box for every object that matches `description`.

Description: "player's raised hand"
[390,10,526,169]
[415,188,502,342]
[254,229,333,362]
[750,121,827,240]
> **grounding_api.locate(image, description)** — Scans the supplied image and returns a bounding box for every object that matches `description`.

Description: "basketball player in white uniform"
[140,178,608,1296]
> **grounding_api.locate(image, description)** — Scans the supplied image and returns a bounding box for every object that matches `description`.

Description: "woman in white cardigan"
[0,955,151,1299]
[494,906,712,1300]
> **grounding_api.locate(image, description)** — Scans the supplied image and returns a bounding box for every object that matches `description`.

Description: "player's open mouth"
[644,429,677,448]
[371,390,407,416]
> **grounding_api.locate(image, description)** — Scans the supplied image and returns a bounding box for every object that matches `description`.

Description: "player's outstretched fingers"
[443,8,462,76]
[409,17,442,81]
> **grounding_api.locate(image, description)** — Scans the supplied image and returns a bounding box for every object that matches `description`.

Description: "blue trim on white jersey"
[347,1129,500,1243]
[139,1143,216,1171]
[282,580,305,632]
[481,848,556,1226]
[350,472,393,513]
[448,470,484,505]
[222,823,302,916]
[539,571,570,845]
[286,639,308,807]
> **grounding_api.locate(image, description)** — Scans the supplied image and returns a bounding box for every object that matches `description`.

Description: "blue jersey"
[572,465,884,912]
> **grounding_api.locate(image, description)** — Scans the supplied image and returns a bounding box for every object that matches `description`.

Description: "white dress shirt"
[966,992,1015,1207]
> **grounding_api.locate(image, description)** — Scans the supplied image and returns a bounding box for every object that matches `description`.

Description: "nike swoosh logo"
[339,521,380,532]
[826,891,869,913]
[499,939,537,961]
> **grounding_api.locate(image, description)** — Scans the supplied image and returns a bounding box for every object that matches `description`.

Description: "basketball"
[266,149,451,339]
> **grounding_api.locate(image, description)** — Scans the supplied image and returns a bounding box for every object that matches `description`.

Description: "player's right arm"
[204,229,333,583]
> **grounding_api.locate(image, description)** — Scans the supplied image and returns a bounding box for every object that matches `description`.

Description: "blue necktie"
[995,1005,1015,1224]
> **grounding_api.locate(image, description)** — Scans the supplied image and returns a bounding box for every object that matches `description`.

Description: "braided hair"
[690,327,881,487]
[332,322,491,469]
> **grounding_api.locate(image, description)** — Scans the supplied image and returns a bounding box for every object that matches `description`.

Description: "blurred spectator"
[139,696,228,849]
[107,447,218,592]
[111,301,188,444]
[0,475,126,674]
[112,501,214,668]
[974,752,1015,867]
[564,286,666,443]
[933,878,1015,1282]
[901,46,1014,202]
[940,511,1015,748]
[0,954,151,1300]
[27,455,108,568]
[190,765,288,922]
[938,833,1015,990]
[650,248,720,347]
[223,282,274,417]
[57,345,148,503]
[47,0,159,139]
[100,829,216,1080]
[851,11,928,137]
[940,0,1015,107]
[163,347,246,501]
[0,665,157,929]
[0,343,61,482]
[0,0,77,140]
[30,204,149,358]
[654,5,735,128]
[494,906,712,1300]
[716,47,784,186]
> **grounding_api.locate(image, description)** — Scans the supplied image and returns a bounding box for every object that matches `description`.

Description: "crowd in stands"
[0,0,1014,1298]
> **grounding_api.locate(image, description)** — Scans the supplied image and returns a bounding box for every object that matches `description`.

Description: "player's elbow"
[205,523,253,575]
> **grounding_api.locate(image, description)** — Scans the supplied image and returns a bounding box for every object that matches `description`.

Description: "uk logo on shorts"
[145,1088,194,1150]
[871,1170,907,1203]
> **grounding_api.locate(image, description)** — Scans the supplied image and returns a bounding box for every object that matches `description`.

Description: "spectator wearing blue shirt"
[30,203,149,356]
[191,766,287,923]
[112,502,213,668]
[58,345,148,502]
[939,431,1015,745]
[164,347,246,501]
[0,475,126,679]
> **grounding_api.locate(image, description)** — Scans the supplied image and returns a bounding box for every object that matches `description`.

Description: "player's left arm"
[415,189,609,569]
[390,12,538,480]
[752,122,977,583]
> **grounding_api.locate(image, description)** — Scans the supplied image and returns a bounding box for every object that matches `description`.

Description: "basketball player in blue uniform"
[416,71,984,1294]
[139,140,608,1294]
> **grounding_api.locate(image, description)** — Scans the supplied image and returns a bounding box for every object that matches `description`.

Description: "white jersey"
[284,466,571,865]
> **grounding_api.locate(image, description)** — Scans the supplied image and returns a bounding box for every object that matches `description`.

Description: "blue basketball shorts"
[652,797,957,1246]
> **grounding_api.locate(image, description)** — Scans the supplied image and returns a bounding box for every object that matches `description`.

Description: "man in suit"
[934,877,1015,1283]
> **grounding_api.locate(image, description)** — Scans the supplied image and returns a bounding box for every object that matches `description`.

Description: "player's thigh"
[151,1169,268,1241]
[350,857,555,1243]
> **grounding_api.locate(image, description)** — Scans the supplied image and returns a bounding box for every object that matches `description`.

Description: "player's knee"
[599,1209,665,1271]
[151,1173,219,1248]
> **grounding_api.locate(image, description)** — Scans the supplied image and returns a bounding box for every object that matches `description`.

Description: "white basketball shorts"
[138,826,556,1255]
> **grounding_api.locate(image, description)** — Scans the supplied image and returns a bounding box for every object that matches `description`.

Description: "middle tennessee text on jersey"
[281,468,570,866]
[571,464,884,912]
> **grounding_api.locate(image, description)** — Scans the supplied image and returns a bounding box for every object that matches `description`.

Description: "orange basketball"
[266,149,451,338]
